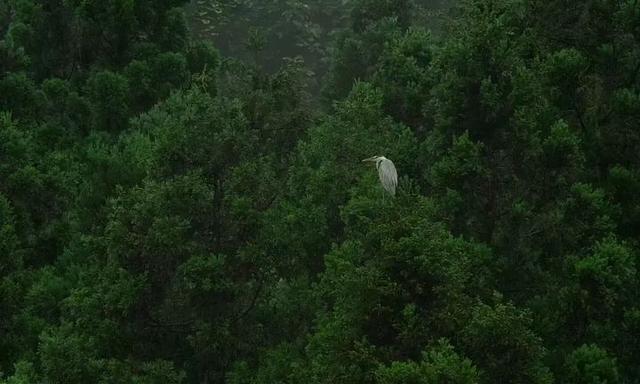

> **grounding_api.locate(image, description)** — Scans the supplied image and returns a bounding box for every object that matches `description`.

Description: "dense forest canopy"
[1,0,640,383]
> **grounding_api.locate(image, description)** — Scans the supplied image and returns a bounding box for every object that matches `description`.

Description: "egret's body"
[362,156,398,196]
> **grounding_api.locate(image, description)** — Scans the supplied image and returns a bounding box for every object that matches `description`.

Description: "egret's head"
[362,155,383,163]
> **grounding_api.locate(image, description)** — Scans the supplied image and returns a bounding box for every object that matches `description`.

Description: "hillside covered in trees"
[2,0,640,383]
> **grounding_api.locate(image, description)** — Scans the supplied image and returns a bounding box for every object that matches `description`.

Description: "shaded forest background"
[1,0,640,383]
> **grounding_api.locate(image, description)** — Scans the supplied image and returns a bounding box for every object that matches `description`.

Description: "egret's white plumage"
[362,155,398,196]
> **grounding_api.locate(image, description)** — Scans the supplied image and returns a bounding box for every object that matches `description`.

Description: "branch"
[232,278,264,324]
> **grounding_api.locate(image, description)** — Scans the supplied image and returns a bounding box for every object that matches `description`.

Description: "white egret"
[362,155,398,196]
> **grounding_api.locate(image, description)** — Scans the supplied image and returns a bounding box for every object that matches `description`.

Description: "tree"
[563,344,619,384]
[376,339,480,384]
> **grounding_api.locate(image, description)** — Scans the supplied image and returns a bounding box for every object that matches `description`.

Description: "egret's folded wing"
[378,159,398,195]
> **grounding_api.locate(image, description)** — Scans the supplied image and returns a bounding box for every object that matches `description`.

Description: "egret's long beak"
[362,157,376,162]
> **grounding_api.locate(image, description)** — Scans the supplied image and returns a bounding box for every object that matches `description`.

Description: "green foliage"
[185,41,220,92]
[372,27,433,129]
[86,71,130,132]
[0,72,43,118]
[1,361,38,384]
[0,194,20,275]
[575,238,635,305]
[462,301,552,384]
[376,340,479,384]
[6,0,189,78]
[4,0,640,383]
[563,344,619,384]
[38,324,99,384]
